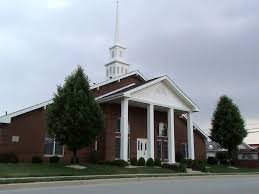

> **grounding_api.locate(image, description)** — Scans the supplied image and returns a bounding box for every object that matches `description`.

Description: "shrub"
[161,163,187,173]
[90,150,101,163]
[207,157,218,165]
[137,157,146,166]
[175,152,184,163]
[110,160,129,167]
[216,151,228,164]
[146,158,154,167]
[181,159,193,168]
[154,159,161,166]
[0,153,18,163]
[178,163,187,173]
[96,160,111,165]
[49,156,59,163]
[130,157,138,166]
[31,156,43,163]
[191,160,206,172]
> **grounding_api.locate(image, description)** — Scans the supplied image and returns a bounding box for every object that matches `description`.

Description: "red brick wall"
[0,103,206,163]
[92,75,144,97]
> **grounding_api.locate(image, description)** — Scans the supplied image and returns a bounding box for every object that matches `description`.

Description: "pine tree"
[47,66,104,163]
[211,95,247,164]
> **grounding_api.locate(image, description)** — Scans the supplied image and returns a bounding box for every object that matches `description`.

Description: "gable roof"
[91,70,146,89]
[0,71,146,124]
[97,75,200,112]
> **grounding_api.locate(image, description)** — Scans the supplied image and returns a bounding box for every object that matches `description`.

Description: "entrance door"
[137,138,148,160]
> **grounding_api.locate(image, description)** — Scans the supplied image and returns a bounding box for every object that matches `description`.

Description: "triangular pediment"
[129,80,193,111]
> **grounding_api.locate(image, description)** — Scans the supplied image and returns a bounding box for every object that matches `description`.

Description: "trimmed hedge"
[31,156,43,163]
[49,156,59,163]
[137,157,146,166]
[154,159,161,166]
[191,160,207,172]
[207,157,218,165]
[146,158,154,167]
[110,160,129,167]
[0,153,18,163]
[175,152,184,163]
[130,158,138,166]
[161,163,187,173]
[182,159,193,168]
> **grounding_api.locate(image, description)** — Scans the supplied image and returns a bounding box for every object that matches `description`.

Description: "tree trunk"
[228,148,232,166]
[71,148,78,164]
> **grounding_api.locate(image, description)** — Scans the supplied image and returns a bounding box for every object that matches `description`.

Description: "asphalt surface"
[0,175,259,194]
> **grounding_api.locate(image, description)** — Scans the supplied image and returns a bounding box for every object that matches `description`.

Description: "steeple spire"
[114,0,120,45]
[105,0,130,79]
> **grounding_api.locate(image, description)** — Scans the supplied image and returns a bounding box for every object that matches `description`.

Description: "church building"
[0,2,207,163]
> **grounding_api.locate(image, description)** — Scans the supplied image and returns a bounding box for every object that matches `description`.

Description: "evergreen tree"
[211,95,247,164]
[47,66,104,163]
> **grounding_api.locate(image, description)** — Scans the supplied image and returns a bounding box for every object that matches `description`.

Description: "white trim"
[181,114,209,140]
[95,83,135,100]
[91,71,146,89]
[124,76,199,112]
[0,100,53,124]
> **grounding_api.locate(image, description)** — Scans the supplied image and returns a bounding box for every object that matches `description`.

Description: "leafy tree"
[47,66,104,163]
[211,95,247,164]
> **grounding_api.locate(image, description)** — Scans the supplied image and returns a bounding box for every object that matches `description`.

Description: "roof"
[91,70,146,89]
[0,71,145,124]
[97,75,200,112]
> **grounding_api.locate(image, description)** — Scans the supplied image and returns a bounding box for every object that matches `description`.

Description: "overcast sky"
[0,0,258,142]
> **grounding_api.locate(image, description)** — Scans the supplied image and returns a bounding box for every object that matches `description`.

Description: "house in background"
[0,2,207,163]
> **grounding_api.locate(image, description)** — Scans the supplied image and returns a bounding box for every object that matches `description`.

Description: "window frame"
[44,136,64,158]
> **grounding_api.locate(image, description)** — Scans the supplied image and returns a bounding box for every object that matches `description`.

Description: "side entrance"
[137,138,148,160]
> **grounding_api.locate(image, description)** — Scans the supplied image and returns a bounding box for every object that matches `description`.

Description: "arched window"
[113,66,115,74]
[158,122,167,137]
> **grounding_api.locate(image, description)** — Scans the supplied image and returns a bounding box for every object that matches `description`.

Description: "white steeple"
[105,0,130,79]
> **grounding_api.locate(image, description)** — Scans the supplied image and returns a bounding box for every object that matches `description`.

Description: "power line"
[248,131,259,134]
[246,123,259,126]
[247,128,259,131]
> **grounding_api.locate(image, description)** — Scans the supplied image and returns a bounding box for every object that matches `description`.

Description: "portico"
[119,98,195,163]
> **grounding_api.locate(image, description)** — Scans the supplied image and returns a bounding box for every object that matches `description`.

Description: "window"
[44,135,64,156]
[125,69,128,73]
[157,140,162,160]
[117,66,119,74]
[121,66,124,74]
[115,137,120,159]
[120,51,122,57]
[158,122,167,137]
[116,118,120,132]
[116,118,130,133]
[113,66,115,74]
[106,69,109,77]
[109,66,112,74]
[163,141,168,160]
[182,143,188,159]
[112,51,115,58]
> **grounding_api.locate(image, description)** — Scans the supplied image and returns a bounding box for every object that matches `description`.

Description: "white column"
[147,104,154,159]
[168,108,176,164]
[187,112,195,160]
[120,98,129,161]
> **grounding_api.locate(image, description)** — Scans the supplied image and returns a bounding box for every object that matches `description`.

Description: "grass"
[0,164,176,178]
[206,164,259,173]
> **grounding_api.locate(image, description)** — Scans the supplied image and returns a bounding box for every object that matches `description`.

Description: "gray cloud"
[0,0,258,135]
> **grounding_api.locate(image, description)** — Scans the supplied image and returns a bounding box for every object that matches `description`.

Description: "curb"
[0,172,259,185]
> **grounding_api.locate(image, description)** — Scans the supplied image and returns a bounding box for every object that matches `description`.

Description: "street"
[0,175,259,194]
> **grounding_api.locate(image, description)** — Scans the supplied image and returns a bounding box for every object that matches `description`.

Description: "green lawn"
[206,164,259,173]
[0,164,175,178]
